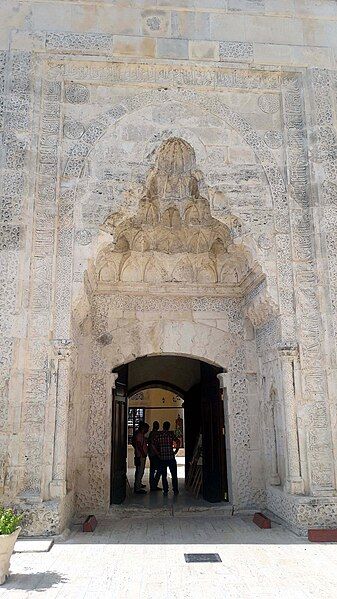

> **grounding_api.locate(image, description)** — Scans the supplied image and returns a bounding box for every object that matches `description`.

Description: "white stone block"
[210,14,246,42]
[157,37,189,59]
[253,43,293,66]
[189,41,219,61]
[14,539,54,553]
[96,7,141,36]
[245,15,304,45]
[113,35,156,57]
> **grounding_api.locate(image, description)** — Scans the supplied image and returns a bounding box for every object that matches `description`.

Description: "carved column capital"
[217,372,230,390]
[51,338,74,359]
[108,372,119,389]
[278,343,298,360]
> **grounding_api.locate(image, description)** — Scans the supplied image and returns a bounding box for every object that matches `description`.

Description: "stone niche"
[97,138,260,294]
[70,135,271,519]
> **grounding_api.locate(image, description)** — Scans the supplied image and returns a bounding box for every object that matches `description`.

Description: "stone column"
[278,345,304,495]
[266,388,281,486]
[105,372,119,500]
[217,373,230,401]
[107,372,119,395]
[49,339,73,499]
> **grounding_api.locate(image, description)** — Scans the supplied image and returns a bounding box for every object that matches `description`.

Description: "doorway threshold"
[173,502,233,517]
[108,501,233,519]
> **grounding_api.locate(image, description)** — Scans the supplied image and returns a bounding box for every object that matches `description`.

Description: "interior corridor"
[110,355,228,509]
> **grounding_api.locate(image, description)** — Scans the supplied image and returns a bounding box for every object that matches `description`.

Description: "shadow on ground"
[3,571,68,591]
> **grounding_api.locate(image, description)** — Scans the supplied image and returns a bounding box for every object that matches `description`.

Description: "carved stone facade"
[1,0,337,535]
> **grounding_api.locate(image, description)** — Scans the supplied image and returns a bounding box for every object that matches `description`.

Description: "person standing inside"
[133,422,149,494]
[155,421,180,496]
[147,421,161,491]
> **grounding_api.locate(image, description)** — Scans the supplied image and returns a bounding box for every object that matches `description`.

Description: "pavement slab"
[0,515,336,598]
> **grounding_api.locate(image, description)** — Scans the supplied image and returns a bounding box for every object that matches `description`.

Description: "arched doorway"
[110,355,228,505]
[69,136,276,518]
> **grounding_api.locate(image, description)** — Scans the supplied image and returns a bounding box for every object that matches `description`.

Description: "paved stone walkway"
[1,515,337,598]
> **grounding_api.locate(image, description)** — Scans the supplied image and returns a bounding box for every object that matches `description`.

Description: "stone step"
[106,502,233,519]
[14,539,54,553]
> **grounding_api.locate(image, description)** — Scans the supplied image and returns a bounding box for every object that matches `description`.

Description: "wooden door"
[201,362,227,503]
[184,383,202,481]
[110,366,128,504]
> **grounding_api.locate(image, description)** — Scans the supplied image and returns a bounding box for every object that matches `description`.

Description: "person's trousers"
[134,456,146,491]
[149,455,161,490]
[160,458,178,493]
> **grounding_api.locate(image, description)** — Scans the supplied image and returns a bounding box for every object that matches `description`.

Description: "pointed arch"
[66,88,286,220]
[144,258,167,283]
[196,258,217,284]
[114,234,129,253]
[145,203,158,226]
[132,231,150,252]
[162,207,181,228]
[189,231,209,253]
[171,257,194,283]
[211,238,226,257]
[184,204,200,225]
[120,256,142,282]
[99,262,118,283]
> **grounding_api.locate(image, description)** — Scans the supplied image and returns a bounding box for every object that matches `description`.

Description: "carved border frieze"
[1,39,335,527]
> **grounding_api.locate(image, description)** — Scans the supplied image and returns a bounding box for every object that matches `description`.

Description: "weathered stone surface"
[0,0,337,537]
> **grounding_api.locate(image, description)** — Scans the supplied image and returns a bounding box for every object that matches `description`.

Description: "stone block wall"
[1,1,337,67]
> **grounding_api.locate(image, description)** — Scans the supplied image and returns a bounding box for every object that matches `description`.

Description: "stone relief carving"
[219,41,253,62]
[48,60,281,91]
[264,131,283,149]
[1,47,336,533]
[75,229,92,246]
[63,120,85,140]
[311,70,337,367]
[64,83,89,104]
[258,93,280,114]
[96,138,261,295]
[0,51,33,499]
[44,77,294,520]
[46,33,113,54]
[0,51,6,131]
[70,135,275,513]
[244,284,278,328]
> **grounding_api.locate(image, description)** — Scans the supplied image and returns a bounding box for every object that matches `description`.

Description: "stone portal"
[1,2,337,535]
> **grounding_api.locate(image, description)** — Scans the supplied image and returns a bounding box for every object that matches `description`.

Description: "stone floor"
[2,464,337,598]
[2,512,337,598]
[120,458,232,516]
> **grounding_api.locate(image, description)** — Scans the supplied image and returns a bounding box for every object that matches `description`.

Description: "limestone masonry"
[1,0,337,535]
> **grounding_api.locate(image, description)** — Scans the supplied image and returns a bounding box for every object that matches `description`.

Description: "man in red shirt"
[133,422,149,494]
[155,421,180,496]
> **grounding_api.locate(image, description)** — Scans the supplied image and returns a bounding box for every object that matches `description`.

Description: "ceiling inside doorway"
[125,355,220,394]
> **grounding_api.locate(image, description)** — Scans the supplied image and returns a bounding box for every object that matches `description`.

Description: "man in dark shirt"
[154,421,180,496]
[147,421,161,491]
